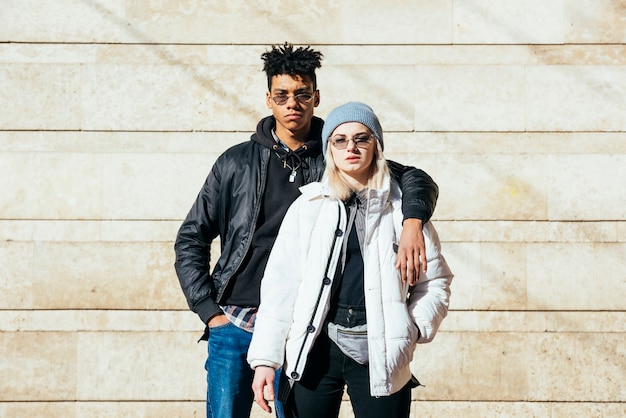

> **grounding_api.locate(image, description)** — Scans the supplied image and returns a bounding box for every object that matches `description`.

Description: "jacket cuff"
[402,203,432,224]
[195,297,222,325]
[249,359,280,370]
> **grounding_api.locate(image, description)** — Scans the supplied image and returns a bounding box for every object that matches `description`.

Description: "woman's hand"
[252,366,276,413]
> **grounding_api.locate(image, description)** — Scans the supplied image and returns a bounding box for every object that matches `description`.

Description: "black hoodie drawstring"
[274,145,306,183]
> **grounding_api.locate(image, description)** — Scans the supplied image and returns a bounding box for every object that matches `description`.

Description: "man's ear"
[266,91,272,109]
[314,91,320,107]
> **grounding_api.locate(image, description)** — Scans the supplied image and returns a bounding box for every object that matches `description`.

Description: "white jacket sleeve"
[408,221,454,343]
[247,197,307,370]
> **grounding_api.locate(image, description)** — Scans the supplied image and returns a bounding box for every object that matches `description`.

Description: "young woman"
[247,102,453,418]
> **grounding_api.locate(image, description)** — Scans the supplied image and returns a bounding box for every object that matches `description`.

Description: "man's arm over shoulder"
[387,159,438,223]
[387,159,439,283]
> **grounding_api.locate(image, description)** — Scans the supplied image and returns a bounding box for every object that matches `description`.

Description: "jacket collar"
[299,173,395,210]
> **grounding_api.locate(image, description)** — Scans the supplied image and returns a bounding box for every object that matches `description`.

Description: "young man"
[174,43,438,418]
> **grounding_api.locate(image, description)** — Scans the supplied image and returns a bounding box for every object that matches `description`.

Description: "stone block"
[80,64,265,131]
[75,332,205,400]
[411,401,626,417]
[424,154,549,221]
[442,241,626,311]
[0,64,81,130]
[565,0,626,43]
[453,0,565,44]
[100,152,219,220]
[3,400,622,418]
[0,241,185,310]
[527,242,626,310]
[0,241,33,308]
[0,152,103,220]
[0,332,78,401]
[413,332,625,402]
[76,402,205,417]
[0,310,201,333]
[548,154,626,221]
[412,65,527,132]
[4,1,625,45]
[527,66,626,131]
[0,0,454,44]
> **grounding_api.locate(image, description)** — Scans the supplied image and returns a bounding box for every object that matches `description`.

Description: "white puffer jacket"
[247,177,453,396]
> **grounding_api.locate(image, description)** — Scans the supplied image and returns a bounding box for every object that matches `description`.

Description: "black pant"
[285,333,412,418]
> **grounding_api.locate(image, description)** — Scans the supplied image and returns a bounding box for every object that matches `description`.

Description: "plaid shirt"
[221,305,257,333]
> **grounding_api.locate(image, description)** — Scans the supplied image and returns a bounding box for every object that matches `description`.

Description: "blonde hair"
[322,135,389,201]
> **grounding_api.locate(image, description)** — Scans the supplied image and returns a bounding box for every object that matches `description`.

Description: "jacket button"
[335,229,343,236]
[323,277,331,285]
[291,371,300,379]
[306,325,315,333]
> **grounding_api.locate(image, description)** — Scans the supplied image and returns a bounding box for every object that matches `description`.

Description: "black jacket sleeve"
[174,163,223,325]
[387,160,439,223]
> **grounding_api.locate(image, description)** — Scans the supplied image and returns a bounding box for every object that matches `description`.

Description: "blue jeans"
[205,321,284,418]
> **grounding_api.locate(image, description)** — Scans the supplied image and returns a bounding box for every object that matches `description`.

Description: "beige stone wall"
[1,1,625,417]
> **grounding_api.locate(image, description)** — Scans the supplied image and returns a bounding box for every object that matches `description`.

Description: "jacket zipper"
[215,147,270,303]
[291,202,343,378]
[337,328,367,336]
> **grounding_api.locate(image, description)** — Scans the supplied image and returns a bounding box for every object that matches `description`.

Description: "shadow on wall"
[81,1,321,130]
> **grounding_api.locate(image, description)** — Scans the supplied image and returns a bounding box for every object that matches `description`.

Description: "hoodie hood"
[251,115,324,164]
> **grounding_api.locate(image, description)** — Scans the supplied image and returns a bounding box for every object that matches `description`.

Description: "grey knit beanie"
[321,101,383,154]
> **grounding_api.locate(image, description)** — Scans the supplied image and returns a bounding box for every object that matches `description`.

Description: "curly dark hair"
[261,42,323,90]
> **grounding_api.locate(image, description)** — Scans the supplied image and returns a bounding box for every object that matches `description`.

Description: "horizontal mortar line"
[0,308,190,312]
[318,42,626,47]
[451,309,626,313]
[402,130,626,134]
[0,129,220,133]
[420,400,626,403]
[1,219,623,223]
[0,400,203,403]
[2,331,195,333]
[1,129,625,134]
[3,41,626,47]
[0,399,622,404]
[2,308,623,313]
[415,400,626,404]
[0,218,183,221]
[5,331,622,334]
